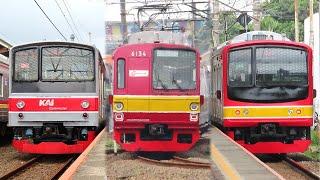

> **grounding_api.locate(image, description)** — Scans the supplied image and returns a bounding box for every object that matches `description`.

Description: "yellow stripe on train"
[0,104,8,109]
[223,106,313,119]
[113,95,200,113]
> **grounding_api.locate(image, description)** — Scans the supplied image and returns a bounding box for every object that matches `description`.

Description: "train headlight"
[16,101,25,109]
[190,103,199,111]
[81,100,90,109]
[115,102,124,111]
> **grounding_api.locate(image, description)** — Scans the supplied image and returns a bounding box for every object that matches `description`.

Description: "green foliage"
[311,130,319,146]
[261,0,319,41]
[304,130,320,161]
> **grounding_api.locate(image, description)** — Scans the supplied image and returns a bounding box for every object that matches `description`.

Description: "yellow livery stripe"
[113,95,200,113]
[224,106,313,119]
[0,104,8,109]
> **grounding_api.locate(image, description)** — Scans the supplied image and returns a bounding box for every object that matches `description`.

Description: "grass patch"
[304,130,320,161]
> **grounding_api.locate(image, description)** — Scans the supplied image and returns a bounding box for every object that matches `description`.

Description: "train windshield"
[228,47,308,102]
[14,48,39,81]
[42,47,94,81]
[153,49,196,90]
[256,48,307,86]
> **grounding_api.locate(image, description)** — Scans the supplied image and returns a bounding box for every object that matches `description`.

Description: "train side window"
[117,59,125,89]
[0,74,3,97]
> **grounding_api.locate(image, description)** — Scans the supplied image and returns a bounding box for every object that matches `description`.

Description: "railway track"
[282,156,320,180]
[0,155,76,180]
[137,155,211,169]
[263,155,320,180]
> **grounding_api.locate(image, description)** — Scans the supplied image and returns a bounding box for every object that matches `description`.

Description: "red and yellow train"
[201,31,314,154]
[111,33,203,152]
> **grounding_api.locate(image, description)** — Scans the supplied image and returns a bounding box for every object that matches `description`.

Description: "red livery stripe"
[9,97,98,111]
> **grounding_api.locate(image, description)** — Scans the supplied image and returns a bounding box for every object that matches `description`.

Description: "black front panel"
[228,86,308,103]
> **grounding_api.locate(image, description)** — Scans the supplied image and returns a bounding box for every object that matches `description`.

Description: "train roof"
[113,42,197,57]
[11,41,98,51]
[212,31,311,53]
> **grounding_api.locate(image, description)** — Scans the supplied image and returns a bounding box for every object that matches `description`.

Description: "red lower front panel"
[114,129,200,152]
[114,112,200,152]
[12,131,95,154]
[237,140,311,154]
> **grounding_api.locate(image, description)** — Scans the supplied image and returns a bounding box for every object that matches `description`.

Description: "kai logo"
[39,99,54,107]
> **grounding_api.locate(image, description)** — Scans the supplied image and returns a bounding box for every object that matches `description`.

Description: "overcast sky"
[0,0,252,55]
[0,0,105,53]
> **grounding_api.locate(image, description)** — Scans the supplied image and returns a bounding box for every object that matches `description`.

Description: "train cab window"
[228,48,252,87]
[153,49,196,90]
[13,48,38,81]
[117,59,125,89]
[42,47,94,81]
[256,48,307,87]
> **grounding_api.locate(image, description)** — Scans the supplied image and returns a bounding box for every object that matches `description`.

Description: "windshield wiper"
[158,79,168,90]
[172,79,184,91]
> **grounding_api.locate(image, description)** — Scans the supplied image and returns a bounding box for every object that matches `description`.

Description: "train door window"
[0,74,3,97]
[117,59,125,89]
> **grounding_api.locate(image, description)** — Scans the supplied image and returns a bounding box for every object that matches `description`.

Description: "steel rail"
[172,156,211,165]
[50,156,76,180]
[283,157,320,180]
[0,156,42,180]
[137,156,211,169]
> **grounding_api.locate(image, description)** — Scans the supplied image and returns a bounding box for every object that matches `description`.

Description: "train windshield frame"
[227,46,309,103]
[152,49,197,91]
[41,46,95,82]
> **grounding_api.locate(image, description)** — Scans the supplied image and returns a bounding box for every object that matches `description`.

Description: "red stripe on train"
[9,98,98,111]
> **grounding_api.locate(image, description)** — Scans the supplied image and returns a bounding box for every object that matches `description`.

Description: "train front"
[9,42,100,154]
[112,43,201,152]
[223,39,313,154]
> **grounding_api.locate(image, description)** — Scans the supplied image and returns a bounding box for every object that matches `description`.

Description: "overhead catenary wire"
[33,0,67,41]
[54,0,79,41]
[61,0,84,41]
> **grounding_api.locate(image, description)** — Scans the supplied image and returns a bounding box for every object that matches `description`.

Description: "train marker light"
[81,100,90,109]
[18,113,24,119]
[235,110,241,115]
[16,100,25,109]
[190,113,198,121]
[115,113,124,121]
[82,113,88,119]
[296,109,302,115]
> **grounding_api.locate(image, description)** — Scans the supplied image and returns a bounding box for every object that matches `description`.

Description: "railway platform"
[210,127,284,180]
[59,129,107,180]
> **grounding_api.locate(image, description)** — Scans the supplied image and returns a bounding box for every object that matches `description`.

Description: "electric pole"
[310,0,314,48]
[120,0,128,43]
[253,0,261,31]
[294,0,299,42]
[192,1,196,47]
[212,0,220,47]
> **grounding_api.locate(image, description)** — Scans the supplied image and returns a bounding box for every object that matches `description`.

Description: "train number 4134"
[131,50,146,57]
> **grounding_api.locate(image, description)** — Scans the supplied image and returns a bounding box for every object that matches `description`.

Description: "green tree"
[261,0,319,41]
